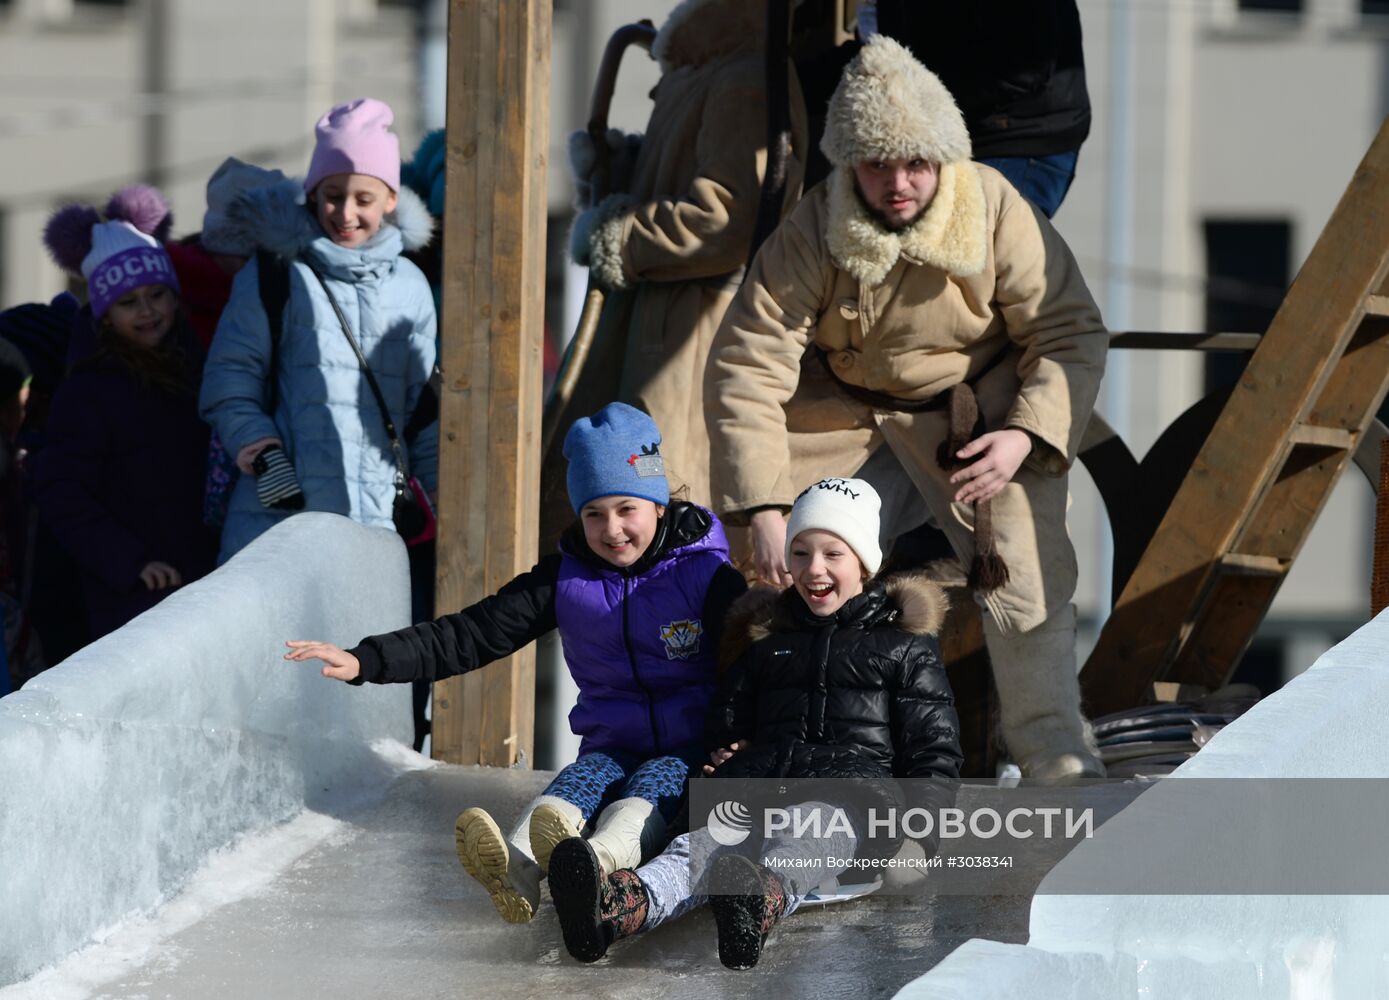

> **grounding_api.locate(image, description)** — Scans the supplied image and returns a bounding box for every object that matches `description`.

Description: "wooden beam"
[1108,332,1262,352]
[433,0,550,766]
[1081,116,1389,714]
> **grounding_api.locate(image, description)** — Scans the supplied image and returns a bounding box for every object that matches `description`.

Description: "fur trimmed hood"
[651,0,765,74]
[222,179,434,260]
[821,35,971,169]
[825,161,987,286]
[719,570,949,668]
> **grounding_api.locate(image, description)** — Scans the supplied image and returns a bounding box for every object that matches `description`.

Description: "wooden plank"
[1109,332,1262,352]
[1365,294,1389,317]
[1170,573,1283,692]
[1081,116,1389,716]
[1288,425,1356,449]
[1219,553,1287,576]
[432,0,550,766]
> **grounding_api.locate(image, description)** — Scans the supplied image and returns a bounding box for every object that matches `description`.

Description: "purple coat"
[348,503,747,757]
[554,512,732,757]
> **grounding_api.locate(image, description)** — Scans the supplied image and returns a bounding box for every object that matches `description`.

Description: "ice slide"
[0,515,1030,999]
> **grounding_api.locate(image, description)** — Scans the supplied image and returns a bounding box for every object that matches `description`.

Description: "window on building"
[1202,219,1291,395]
[1238,0,1302,11]
[1364,0,1389,16]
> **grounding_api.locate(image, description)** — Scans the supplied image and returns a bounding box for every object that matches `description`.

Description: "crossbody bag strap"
[307,267,411,479]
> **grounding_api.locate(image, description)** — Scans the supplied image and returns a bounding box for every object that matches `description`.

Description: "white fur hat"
[820,35,971,168]
[785,477,883,576]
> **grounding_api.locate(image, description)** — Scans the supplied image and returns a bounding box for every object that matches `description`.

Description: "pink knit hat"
[304,98,401,193]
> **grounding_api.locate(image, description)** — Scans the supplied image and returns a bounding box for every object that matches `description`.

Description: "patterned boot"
[549,837,649,963]
[708,853,788,971]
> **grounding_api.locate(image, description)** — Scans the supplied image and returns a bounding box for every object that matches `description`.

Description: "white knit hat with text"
[784,477,883,575]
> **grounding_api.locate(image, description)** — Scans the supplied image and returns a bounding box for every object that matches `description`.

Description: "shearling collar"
[718,571,949,668]
[824,161,987,287]
[224,179,435,262]
[651,0,765,74]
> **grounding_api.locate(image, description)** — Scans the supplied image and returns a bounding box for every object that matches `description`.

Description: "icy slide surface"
[0,514,412,986]
[7,765,1034,1000]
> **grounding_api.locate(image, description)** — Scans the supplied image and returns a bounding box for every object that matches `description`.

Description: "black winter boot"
[549,836,649,963]
[708,853,788,970]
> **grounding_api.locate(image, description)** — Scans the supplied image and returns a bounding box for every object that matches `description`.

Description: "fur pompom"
[43,204,101,273]
[106,184,174,241]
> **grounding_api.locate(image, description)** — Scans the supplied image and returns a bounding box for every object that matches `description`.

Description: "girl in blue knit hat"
[286,402,746,924]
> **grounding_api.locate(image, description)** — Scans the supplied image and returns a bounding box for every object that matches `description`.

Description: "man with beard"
[704,36,1109,783]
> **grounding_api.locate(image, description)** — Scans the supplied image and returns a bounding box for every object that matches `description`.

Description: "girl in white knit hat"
[547,477,963,970]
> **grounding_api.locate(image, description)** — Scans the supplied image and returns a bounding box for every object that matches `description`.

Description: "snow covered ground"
[3,758,1035,1000]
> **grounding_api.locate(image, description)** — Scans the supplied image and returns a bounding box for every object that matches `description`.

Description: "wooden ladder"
[1081,117,1389,716]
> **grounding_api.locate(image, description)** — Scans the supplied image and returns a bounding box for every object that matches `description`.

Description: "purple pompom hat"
[43,184,180,319]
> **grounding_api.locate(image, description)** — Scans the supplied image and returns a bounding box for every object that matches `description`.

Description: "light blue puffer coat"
[199,180,438,560]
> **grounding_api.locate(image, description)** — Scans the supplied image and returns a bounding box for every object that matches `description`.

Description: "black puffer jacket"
[702,573,963,857]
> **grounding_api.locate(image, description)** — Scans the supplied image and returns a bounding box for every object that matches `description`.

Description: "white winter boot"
[528,795,587,873]
[983,603,1106,784]
[585,797,667,875]
[454,807,543,923]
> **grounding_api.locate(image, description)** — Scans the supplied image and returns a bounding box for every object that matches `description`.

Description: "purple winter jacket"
[554,510,731,756]
[349,502,747,757]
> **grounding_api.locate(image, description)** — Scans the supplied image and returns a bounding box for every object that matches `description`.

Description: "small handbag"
[309,268,437,546]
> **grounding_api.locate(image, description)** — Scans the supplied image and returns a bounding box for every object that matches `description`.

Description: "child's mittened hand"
[284,640,361,682]
[253,444,306,511]
[139,561,183,591]
[702,740,748,774]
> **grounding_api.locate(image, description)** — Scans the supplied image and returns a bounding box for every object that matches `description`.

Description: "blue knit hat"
[563,402,669,512]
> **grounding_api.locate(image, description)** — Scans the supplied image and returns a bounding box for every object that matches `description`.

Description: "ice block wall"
[895,609,1389,999]
[0,514,413,986]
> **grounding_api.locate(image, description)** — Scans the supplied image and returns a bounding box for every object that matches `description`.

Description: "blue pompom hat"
[563,402,670,512]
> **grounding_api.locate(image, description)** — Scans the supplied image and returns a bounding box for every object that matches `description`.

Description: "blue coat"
[198,181,438,560]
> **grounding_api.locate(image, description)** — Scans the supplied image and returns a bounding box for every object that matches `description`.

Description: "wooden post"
[432,0,550,766]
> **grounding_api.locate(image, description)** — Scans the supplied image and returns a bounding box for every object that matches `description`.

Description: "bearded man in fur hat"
[705,36,1109,783]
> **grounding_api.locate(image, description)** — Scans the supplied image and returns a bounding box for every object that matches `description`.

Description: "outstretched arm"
[287,554,562,685]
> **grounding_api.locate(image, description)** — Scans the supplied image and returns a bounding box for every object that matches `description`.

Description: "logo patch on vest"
[659,618,703,660]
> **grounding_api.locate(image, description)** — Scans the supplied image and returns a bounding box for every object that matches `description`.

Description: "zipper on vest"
[621,574,662,754]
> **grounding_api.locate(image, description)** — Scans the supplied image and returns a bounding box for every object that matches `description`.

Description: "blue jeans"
[980,151,1079,219]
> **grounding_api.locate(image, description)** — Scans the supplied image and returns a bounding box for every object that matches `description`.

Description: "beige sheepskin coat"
[705,163,1108,632]
[563,0,808,509]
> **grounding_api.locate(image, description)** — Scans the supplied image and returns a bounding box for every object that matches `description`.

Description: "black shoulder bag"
[308,268,437,546]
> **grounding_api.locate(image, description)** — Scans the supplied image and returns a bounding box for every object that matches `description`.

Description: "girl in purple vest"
[286,402,746,924]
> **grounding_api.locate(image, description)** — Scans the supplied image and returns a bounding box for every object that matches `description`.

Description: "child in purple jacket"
[286,402,746,924]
